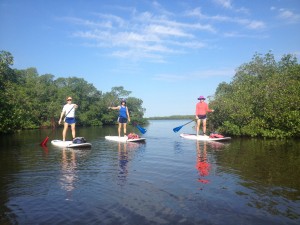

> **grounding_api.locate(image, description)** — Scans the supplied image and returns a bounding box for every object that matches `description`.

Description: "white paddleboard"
[51,140,92,148]
[180,133,231,141]
[105,136,146,143]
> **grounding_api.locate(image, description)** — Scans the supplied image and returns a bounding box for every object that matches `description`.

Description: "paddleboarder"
[195,96,214,136]
[58,96,78,141]
[108,99,131,137]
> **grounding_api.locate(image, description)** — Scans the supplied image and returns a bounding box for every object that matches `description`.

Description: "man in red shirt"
[195,96,214,136]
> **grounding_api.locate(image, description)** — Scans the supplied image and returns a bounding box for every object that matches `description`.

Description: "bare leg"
[123,123,127,136]
[62,123,68,141]
[203,119,207,135]
[196,119,201,136]
[71,123,76,139]
[118,123,122,137]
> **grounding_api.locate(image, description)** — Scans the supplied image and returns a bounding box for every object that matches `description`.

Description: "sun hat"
[120,98,126,103]
[197,96,206,100]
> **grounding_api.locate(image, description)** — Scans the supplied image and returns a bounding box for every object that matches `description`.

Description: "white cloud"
[246,20,265,29]
[213,0,233,9]
[94,13,126,27]
[278,8,300,23]
[224,32,268,39]
[61,17,112,28]
[185,8,265,30]
[270,7,300,23]
[62,1,267,63]
[64,6,216,62]
[151,0,174,17]
[213,0,249,13]
[146,24,193,37]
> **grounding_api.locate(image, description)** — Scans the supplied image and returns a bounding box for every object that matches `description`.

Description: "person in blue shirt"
[108,99,131,137]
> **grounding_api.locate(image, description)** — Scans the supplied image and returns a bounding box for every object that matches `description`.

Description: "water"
[0,120,299,225]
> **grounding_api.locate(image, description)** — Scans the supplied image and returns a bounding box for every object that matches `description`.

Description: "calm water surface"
[0,120,299,225]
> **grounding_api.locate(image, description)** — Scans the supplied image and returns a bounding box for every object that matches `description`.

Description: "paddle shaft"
[63,105,75,121]
[173,119,195,133]
[181,119,195,126]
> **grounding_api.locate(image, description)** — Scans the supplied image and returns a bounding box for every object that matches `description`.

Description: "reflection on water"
[215,138,300,221]
[195,141,227,185]
[60,149,77,200]
[0,124,299,225]
[117,142,142,186]
[41,145,49,155]
[196,141,211,184]
[117,142,129,185]
[118,143,129,185]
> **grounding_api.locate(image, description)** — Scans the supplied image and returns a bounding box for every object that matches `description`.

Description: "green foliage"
[210,51,300,138]
[218,121,241,136]
[0,51,147,133]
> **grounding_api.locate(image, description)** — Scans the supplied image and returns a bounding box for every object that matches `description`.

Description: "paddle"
[132,122,147,134]
[136,124,147,134]
[173,119,195,133]
[40,130,52,146]
[40,105,75,146]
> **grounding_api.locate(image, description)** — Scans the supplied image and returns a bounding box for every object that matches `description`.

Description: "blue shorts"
[118,117,128,124]
[65,117,76,124]
[197,115,207,120]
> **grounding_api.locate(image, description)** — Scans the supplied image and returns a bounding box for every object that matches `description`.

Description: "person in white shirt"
[59,97,78,141]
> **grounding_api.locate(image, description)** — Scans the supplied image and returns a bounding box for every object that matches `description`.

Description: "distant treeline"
[147,115,194,120]
[0,50,147,134]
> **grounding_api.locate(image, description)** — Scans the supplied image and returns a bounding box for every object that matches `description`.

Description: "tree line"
[209,52,300,138]
[0,50,147,134]
[1,50,299,138]
[148,115,194,120]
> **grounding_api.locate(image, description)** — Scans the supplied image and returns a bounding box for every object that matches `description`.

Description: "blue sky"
[1,0,299,117]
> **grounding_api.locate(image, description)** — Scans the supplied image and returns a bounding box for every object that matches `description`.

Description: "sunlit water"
[0,120,299,225]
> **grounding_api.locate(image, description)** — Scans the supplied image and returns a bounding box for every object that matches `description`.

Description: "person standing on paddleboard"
[58,97,78,141]
[195,96,214,136]
[108,99,131,137]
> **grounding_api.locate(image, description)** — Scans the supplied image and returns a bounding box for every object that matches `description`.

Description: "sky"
[1,0,299,117]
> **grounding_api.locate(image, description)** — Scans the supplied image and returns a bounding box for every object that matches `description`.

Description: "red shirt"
[195,102,213,115]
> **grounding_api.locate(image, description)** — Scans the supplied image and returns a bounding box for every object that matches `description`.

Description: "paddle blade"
[40,136,49,146]
[173,126,183,133]
[136,125,147,134]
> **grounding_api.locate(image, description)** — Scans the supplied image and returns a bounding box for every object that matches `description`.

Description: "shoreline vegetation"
[1,50,299,138]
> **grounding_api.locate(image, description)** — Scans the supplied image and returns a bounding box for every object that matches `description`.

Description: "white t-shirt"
[62,104,76,118]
